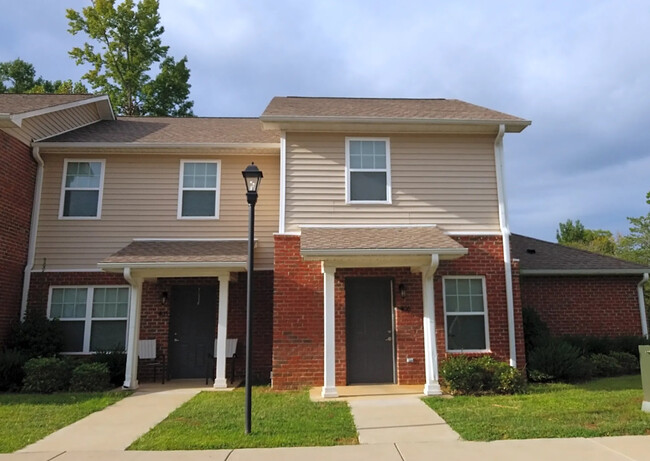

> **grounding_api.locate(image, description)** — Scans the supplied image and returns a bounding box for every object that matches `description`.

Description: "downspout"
[278,130,286,234]
[20,146,44,320]
[638,273,649,338]
[494,124,517,368]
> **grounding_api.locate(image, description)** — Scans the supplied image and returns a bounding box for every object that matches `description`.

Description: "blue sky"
[1,0,649,241]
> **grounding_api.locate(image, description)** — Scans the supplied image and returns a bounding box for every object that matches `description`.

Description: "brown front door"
[346,277,395,384]
[168,285,216,379]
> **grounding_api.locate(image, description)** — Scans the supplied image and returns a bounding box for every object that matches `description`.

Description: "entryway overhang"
[299,225,466,398]
[98,239,255,390]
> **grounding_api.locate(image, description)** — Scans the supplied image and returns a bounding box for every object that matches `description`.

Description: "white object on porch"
[138,339,157,359]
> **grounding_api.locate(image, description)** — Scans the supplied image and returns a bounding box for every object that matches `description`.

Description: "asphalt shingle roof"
[45,117,281,144]
[300,226,465,253]
[511,234,649,273]
[101,240,249,265]
[0,94,97,115]
[262,96,530,124]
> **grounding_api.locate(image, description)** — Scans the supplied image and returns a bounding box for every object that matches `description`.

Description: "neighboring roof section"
[511,234,649,275]
[0,94,98,115]
[0,94,114,145]
[100,240,250,266]
[40,117,281,146]
[261,97,530,132]
[300,226,466,255]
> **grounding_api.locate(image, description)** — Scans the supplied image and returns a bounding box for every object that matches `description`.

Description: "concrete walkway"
[3,382,650,460]
[18,380,210,452]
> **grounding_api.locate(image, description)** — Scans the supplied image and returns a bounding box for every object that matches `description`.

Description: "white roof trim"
[300,224,438,229]
[33,141,281,149]
[99,261,247,270]
[301,247,468,257]
[8,95,114,127]
[260,115,531,127]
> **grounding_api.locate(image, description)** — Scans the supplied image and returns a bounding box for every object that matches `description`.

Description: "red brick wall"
[28,271,274,383]
[272,234,523,389]
[520,275,643,337]
[0,131,36,345]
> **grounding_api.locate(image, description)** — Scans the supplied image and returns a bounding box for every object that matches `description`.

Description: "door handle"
[385,336,392,342]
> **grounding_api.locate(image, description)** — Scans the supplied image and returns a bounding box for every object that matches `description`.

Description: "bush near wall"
[69,363,111,392]
[523,307,648,382]
[439,355,526,395]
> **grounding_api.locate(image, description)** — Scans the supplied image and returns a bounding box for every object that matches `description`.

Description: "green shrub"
[609,351,639,374]
[440,355,525,395]
[0,349,27,392]
[70,362,111,392]
[6,311,64,359]
[611,336,650,358]
[22,357,72,393]
[91,350,126,387]
[522,307,550,355]
[527,338,592,382]
[590,353,623,377]
[562,335,612,356]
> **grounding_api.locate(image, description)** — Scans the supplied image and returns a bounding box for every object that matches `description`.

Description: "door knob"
[385,336,392,342]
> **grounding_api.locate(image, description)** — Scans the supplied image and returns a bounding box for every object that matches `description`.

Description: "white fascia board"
[33,141,281,149]
[259,115,531,131]
[520,269,650,275]
[299,224,438,229]
[301,248,468,257]
[11,95,114,126]
[98,261,247,270]
[131,237,252,242]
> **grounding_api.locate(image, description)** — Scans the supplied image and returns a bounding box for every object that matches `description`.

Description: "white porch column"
[214,273,230,388]
[321,263,338,398]
[422,255,442,396]
[123,268,143,389]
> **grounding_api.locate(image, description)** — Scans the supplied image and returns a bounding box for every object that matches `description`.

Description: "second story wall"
[284,132,500,233]
[34,149,279,271]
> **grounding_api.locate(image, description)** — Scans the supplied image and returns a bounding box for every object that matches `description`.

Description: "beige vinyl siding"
[285,132,500,233]
[21,104,101,142]
[35,151,279,270]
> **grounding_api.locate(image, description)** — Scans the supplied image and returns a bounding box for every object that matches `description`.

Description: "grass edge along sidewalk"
[0,391,128,453]
[424,374,650,441]
[129,387,358,450]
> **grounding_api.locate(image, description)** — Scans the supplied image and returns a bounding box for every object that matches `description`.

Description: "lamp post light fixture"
[242,162,262,435]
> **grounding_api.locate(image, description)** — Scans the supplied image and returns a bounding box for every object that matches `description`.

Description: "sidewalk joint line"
[586,438,637,461]
[393,443,405,461]
[47,451,67,461]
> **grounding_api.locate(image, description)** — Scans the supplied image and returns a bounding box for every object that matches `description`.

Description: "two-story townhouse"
[261,97,530,397]
[15,95,534,395]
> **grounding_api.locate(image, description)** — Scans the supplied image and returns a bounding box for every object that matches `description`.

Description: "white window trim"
[345,137,392,204]
[58,159,106,220]
[177,159,221,220]
[442,276,490,353]
[47,285,131,354]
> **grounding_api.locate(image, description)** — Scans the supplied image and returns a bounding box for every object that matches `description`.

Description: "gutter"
[639,273,649,338]
[20,146,44,320]
[494,124,518,368]
[520,269,650,276]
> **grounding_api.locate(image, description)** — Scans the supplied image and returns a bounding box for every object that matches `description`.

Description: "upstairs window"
[346,138,391,203]
[60,160,105,218]
[443,277,490,352]
[178,160,220,218]
[49,286,130,353]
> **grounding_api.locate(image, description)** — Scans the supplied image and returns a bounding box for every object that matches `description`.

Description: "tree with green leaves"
[616,191,650,266]
[0,58,87,94]
[66,0,193,116]
[556,219,616,255]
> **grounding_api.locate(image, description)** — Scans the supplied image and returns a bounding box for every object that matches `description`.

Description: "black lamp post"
[242,162,262,435]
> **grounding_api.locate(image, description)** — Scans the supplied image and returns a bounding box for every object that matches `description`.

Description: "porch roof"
[98,239,251,275]
[300,225,467,267]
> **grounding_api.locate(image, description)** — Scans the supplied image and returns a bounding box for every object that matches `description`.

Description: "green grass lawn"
[0,391,128,453]
[424,374,650,441]
[129,387,358,450]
